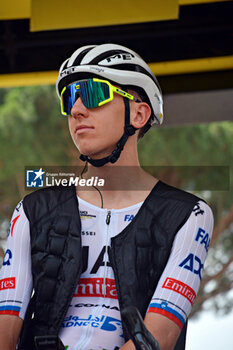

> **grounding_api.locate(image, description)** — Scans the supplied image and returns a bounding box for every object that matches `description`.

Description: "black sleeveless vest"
[18,181,201,350]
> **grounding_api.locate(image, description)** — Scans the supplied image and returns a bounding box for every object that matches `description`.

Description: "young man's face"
[68,89,125,159]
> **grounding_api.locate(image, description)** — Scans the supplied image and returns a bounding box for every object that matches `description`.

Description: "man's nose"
[70,96,89,118]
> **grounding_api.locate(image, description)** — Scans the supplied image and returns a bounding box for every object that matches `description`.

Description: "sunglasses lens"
[61,79,110,114]
[80,80,110,108]
[61,85,77,115]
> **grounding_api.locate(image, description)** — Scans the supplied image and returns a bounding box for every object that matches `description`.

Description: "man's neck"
[77,164,158,209]
[76,137,158,208]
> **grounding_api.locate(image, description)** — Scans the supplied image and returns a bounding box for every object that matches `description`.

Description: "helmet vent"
[72,47,95,66]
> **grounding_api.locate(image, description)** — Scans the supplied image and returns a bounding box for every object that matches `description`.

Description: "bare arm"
[0,315,23,350]
[120,312,180,350]
[120,202,214,350]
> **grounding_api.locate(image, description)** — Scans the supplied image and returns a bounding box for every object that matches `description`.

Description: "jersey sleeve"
[0,201,32,319]
[147,201,214,330]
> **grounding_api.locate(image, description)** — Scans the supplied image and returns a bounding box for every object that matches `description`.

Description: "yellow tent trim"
[0,55,232,88]
[0,0,230,21]
[150,55,233,76]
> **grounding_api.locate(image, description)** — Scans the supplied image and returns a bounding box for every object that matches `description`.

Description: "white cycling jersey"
[0,196,213,350]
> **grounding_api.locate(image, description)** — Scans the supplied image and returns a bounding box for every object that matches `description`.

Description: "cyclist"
[0,44,213,350]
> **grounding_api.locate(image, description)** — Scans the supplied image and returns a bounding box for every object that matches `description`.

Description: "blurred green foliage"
[139,121,233,220]
[0,86,75,211]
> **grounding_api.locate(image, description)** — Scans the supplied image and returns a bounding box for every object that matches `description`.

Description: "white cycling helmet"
[56,43,163,125]
[56,44,163,167]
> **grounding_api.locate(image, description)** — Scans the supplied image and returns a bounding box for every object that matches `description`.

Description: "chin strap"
[79,97,137,167]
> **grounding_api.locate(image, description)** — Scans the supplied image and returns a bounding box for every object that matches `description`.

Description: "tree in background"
[139,121,233,318]
[0,85,76,212]
[0,85,232,318]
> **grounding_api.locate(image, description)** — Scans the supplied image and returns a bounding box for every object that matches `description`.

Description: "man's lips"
[75,125,94,134]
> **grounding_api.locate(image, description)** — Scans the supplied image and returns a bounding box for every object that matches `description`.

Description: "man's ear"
[130,102,151,129]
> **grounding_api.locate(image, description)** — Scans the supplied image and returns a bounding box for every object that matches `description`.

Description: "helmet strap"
[79,97,137,167]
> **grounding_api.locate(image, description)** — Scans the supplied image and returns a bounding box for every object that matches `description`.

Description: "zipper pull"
[106,210,111,225]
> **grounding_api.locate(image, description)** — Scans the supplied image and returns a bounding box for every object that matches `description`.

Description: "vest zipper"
[103,210,111,297]
[106,210,111,225]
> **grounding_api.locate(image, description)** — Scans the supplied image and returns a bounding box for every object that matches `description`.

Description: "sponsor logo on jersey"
[62,314,123,337]
[82,231,96,236]
[179,253,204,280]
[26,168,45,188]
[15,201,22,212]
[124,214,134,222]
[74,278,117,299]
[192,202,204,216]
[73,303,120,311]
[0,277,16,290]
[3,249,13,266]
[8,215,20,237]
[82,245,112,274]
[195,227,211,252]
[80,211,96,220]
[162,277,196,305]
